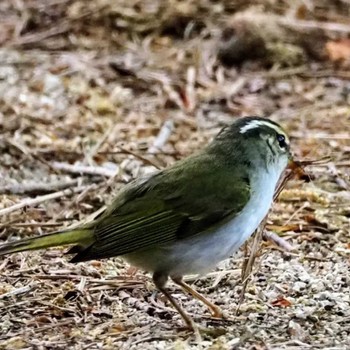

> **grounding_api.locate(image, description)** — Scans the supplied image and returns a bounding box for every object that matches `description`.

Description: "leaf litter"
[0,0,349,349]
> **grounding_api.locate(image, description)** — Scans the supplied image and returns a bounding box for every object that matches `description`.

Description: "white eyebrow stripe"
[239,120,285,135]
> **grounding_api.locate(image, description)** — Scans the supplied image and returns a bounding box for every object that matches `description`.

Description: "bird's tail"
[0,228,94,257]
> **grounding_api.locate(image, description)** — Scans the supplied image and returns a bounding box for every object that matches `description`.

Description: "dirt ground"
[0,1,349,349]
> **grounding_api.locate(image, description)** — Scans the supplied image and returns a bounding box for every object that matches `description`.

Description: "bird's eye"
[277,134,287,148]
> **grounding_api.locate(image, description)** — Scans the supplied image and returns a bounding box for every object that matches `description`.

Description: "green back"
[70,152,250,262]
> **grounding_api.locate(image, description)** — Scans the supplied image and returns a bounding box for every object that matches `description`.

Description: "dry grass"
[0,1,349,349]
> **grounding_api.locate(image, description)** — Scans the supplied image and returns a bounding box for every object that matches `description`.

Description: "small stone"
[288,320,306,340]
[43,73,63,94]
[293,281,307,292]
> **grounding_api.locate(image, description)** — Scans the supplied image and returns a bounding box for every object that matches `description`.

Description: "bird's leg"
[153,272,197,330]
[171,277,224,318]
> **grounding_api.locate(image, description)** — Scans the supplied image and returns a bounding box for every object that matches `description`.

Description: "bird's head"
[210,116,292,173]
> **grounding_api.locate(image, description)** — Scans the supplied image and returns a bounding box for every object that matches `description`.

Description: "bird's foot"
[209,306,225,319]
[178,322,227,341]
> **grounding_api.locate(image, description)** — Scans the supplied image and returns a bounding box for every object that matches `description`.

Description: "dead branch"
[263,230,296,252]
[0,179,80,195]
[237,159,312,309]
[185,66,196,112]
[117,147,162,169]
[0,283,38,299]
[10,4,109,47]
[148,120,174,154]
[0,186,88,217]
[281,18,350,34]
[51,161,118,177]
[237,216,266,311]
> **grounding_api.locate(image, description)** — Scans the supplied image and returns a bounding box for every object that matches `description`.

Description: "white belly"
[125,167,283,278]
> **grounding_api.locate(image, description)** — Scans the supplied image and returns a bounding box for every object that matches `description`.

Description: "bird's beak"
[287,158,310,181]
[288,157,297,170]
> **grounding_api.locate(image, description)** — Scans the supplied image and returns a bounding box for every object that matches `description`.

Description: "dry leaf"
[108,322,127,334]
[266,224,301,233]
[271,296,292,308]
[326,39,350,62]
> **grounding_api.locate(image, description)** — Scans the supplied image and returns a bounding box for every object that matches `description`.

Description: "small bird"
[0,116,292,330]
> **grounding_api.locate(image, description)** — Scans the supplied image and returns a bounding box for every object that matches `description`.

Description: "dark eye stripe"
[277,134,287,148]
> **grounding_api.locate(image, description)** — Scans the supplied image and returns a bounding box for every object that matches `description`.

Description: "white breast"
[125,166,285,278]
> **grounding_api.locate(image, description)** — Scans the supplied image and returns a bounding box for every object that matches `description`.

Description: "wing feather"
[71,154,251,263]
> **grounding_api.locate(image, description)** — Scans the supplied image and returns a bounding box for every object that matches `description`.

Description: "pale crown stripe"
[239,119,285,136]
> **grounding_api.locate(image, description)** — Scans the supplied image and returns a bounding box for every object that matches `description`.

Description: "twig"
[0,222,66,229]
[0,179,80,195]
[253,66,307,79]
[285,202,309,225]
[51,161,118,177]
[162,83,185,110]
[11,23,70,47]
[237,216,266,313]
[225,77,247,98]
[209,270,234,290]
[120,120,175,172]
[117,147,162,169]
[185,66,196,112]
[68,205,107,229]
[0,283,37,299]
[77,276,87,293]
[10,4,109,47]
[6,138,59,174]
[291,129,350,140]
[84,124,118,164]
[281,18,350,34]
[148,120,174,154]
[99,149,183,157]
[184,269,240,283]
[327,163,349,190]
[237,159,310,310]
[0,320,74,341]
[0,186,88,217]
[263,231,295,251]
